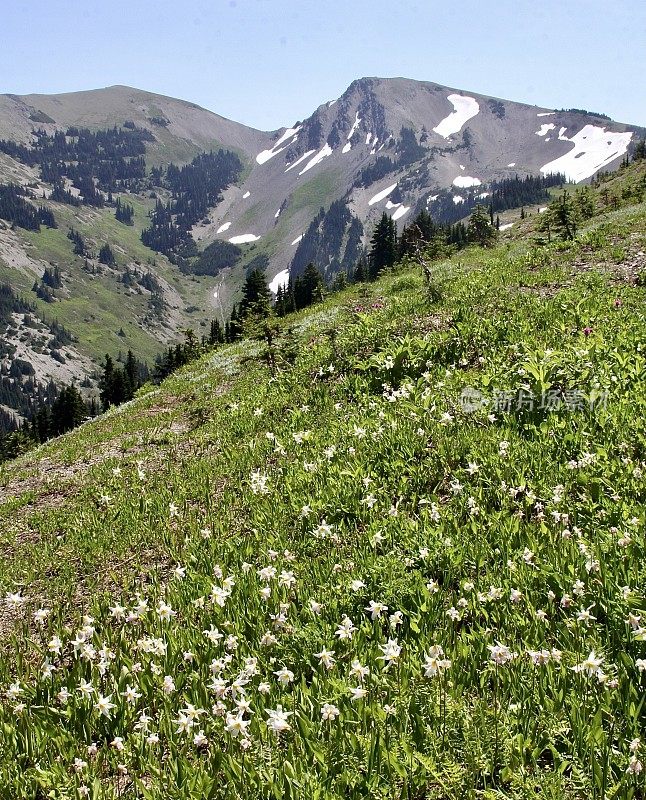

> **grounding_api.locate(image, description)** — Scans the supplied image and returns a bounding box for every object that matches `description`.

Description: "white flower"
[309,600,323,615]
[162,675,176,694]
[94,694,116,718]
[350,686,367,701]
[33,608,51,625]
[335,616,357,640]
[350,579,366,591]
[274,667,294,686]
[122,685,141,704]
[422,646,452,677]
[157,601,176,622]
[365,601,388,620]
[5,592,26,610]
[266,705,292,734]
[174,712,194,735]
[110,736,124,752]
[314,648,336,670]
[572,650,604,677]
[488,643,516,666]
[321,703,340,721]
[349,659,370,681]
[225,713,250,738]
[377,638,402,669]
[193,730,208,748]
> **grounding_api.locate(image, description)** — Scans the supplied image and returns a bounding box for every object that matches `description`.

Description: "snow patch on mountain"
[453,195,464,204]
[368,183,397,205]
[216,222,231,234]
[347,112,361,140]
[299,144,333,175]
[433,94,479,138]
[229,234,260,244]
[391,205,409,221]
[342,142,352,154]
[499,222,514,231]
[537,112,556,117]
[269,268,290,294]
[453,175,481,188]
[540,125,632,182]
[536,123,556,137]
[385,200,400,209]
[291,235,303,246]
[285,149,316,173]
[256,126,301,165]
[242,191,250,199]
[507,162,516,167]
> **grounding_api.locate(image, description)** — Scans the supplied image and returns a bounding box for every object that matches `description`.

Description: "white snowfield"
[299,144,333,175]
[540,125,632,183]
[478,192,490,199]
[507,162,516,167]
[537,112,556,117]
[385,200,399,209]
[274,208,281,218]
[539,207,548,213]
[347,112,361,140]
[391,205,409,221]
[242,191,250,199]
[256,126,301,165]
[269,268,290,294]
[291,234,303,245]
[499,222,514,231]
[433,94,479,138]
[229,234,260,244]
[342,142,352,154]
[536,123,556,137]
[453,195,465,204]
[368,183,398,205]
[285,150,316,173]
[216,222,231,234]
[453,175,481,188]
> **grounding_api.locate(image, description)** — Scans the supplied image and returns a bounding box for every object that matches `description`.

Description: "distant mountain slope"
[0,85,270,167]
[202,77,640,287]
[0,77,642,421]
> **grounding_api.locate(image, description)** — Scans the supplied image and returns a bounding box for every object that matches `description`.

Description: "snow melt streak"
[299,144,333,175]
[229,234,260,244]
[453,176,481,188]
[433,95,479,138]
[540,125,632,183]
[368,183,398,206]
[269,268,290,294]
[256,126,301,165]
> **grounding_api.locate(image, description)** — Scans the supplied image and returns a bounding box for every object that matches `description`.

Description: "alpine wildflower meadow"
[0,162,645,799]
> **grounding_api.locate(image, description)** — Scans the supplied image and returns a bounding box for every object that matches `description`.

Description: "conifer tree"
[369,213,398,279]
[467,204,498,247]
[99,243,116,266]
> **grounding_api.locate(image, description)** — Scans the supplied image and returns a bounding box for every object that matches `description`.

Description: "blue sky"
[2,0,644,130]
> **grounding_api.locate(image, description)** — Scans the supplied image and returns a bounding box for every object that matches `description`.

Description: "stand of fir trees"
[99,351,148,410]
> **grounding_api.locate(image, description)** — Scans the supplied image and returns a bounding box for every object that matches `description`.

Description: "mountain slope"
[201,76,640,286]
[0,77,642,423]
[0,85,269,167]
[0,162,644,797]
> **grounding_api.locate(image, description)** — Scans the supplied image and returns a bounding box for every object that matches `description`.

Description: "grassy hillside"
[0,166,644,798]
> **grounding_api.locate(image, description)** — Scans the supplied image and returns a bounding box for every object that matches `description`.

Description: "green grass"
[0,165,644,799]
